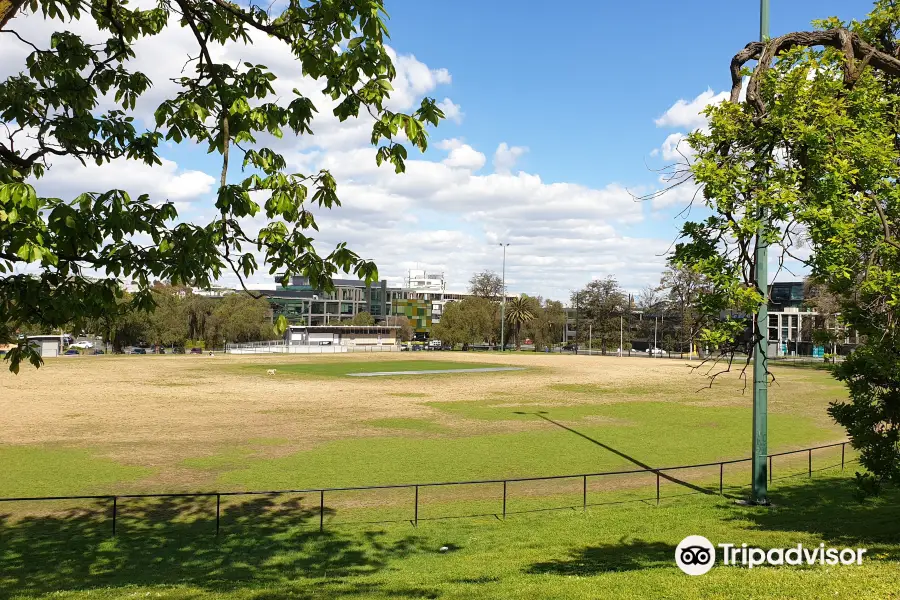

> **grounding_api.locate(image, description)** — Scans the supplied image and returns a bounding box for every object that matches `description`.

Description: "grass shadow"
[526,536,675,575]
[724,474,900,559]
[0,494,430,599]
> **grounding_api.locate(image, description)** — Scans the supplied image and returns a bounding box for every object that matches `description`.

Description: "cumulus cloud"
[437,97,464,123]
[654,88,729,130]
[3,9,672,300]
[492,142,528,174]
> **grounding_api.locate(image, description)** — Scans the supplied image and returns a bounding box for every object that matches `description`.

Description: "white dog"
[266,369,276,376]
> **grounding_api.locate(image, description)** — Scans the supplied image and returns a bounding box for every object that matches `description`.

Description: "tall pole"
[499,243,509,351]
[619,314,623,357]
[654,316,658,356]
[751,0,770,505]
[589,324,592,355]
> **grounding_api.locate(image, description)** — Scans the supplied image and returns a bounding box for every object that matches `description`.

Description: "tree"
[348,311,375,326]
[571,276,627,354]
[468,271,504,300]
[522,297,565,351]
[0,0,445,372]
[672,2,900,488]
[659,266,709,356]
[504,296,535,350]
[206,292,273,345]
[383,314,413,342]
[431,296,496,350]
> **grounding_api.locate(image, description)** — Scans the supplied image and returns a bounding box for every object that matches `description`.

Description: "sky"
[1,0,874,301]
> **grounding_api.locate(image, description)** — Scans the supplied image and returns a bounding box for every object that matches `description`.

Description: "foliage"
[431,296,497,349]
[504,296,535,350]
[659,266,710,355]
[521,297,566,350]
[86,283,273,350]
[345,311,375,326]
[382,314,413,342]
[0,0,445,372]
[571,276,628,354]
[468,270,504,300]
[673,1,900,485]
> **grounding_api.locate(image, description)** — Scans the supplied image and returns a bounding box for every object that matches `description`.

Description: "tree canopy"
[468,270,504,300]
[674,0,900,487]
[0,0,444,372]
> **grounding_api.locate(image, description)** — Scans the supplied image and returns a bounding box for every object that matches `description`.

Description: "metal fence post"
[111,496,117,536]
[414,485,419,527]
[583,475,587,510]
[809,448,812,477]
[319,491,324,532]
[216,494,220,536]
[656,471,660,505]
[719,463,723,495]
[769,455,773,484]
[502,481,507,519]
[841,443,845,470]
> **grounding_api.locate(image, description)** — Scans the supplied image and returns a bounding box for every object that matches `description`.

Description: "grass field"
[1,352,895,598]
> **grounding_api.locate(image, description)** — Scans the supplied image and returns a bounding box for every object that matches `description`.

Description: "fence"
[0,441,856,537]
[225,341,401,354]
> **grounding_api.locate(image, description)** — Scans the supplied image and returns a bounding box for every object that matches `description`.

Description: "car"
[130,348,147,355]
[64,349,80,355]
[563,343,578,351]
[646,347,666,356]
[190,347,203,354]
[91,349,105,355]
[69,341,94,349]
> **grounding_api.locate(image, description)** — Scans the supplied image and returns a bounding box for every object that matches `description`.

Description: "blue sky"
[3,0,874,300]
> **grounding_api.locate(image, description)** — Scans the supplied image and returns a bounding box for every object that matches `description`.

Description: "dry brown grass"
[0,352,838,489]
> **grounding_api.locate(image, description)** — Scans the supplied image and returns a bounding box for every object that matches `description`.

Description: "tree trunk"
[0,0,26,29]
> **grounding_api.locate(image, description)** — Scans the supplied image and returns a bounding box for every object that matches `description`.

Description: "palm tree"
[505,297,535,350]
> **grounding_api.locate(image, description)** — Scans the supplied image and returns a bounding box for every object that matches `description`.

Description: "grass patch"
[0,446,151,498]
[367,418,448,433]
[201,400,837,491]
[242,360,519,378]
[0,472,897,599]
[549,383,657,395]
[388,392,430,398]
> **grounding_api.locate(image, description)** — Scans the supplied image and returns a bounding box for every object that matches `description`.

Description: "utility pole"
[654,316,658,356]
[589,324,592,355]
[751,0,770,505]
[499,243,509,351]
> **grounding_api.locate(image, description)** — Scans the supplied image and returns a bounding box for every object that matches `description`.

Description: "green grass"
[367,418,448,433]
[1,471,897,599]
[0,446,151,498]
[193,400,837,491]
[242,360,519,378]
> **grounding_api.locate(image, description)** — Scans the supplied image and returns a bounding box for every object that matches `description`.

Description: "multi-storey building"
[263,276,404,326]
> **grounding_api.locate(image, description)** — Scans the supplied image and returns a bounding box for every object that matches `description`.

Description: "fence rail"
[0,441,855,536]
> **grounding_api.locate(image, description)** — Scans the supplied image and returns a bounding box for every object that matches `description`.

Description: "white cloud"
[31,156,216,203]
[3,9,672,300]
[492,142,528,174]
[654,88,729,130]
[439,139,485,171]
[437,97,464,123]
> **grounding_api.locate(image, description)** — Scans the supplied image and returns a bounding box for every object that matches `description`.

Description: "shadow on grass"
[727,475,900,558]
[527,536,675,575]
[0,495,432,599]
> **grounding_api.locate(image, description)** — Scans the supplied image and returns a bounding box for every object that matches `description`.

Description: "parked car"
[70,341,94,349]
[64,349,80,355]
[563,343,578,351]
[92,349,105,355]
[646,347,667,356]
[189,347,203,354]
[172,347,186,354]
[130,348,147,355]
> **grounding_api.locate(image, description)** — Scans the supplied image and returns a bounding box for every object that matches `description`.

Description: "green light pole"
[751,0,770,505]
[499,243,509,351]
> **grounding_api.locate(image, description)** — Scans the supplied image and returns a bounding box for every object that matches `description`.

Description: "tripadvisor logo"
[675,535,867,576]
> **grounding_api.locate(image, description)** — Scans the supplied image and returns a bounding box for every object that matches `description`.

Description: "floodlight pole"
[499,243,509,351]
[751,0,770,505]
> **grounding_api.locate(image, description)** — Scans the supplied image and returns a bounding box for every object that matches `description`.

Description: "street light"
[499,243,509,351]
